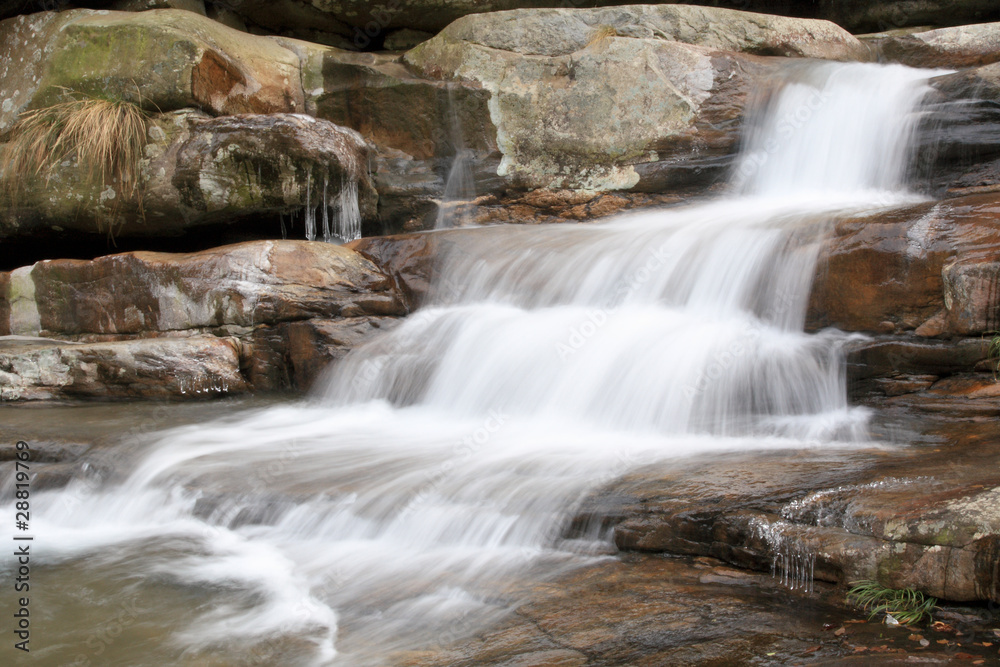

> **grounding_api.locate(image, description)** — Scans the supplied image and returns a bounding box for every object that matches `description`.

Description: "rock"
[918,64,1000,195]
[0,9,303,134]
[879,22,1000,68]
[200,2,1000,40]
[272,37,500,232]
[1,111,377,239]
[0,240,405,337]
[834,0,1000,33]
[807,193,1000,336]
[383,28,434,51]
[248,316,398,391]
[112,0,206,14]
[403,5,866,192]
[604,418,1000,603]
[845,337,990,398]
[0,335,248,400]
[409,5,868,60]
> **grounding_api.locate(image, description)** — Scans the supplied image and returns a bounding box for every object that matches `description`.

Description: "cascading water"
[1,63,943,666]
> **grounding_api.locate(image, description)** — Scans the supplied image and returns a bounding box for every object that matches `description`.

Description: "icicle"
[322,174,331,242]
[279,213,287,240]
[335,177,361,243]
[304,165,315,241]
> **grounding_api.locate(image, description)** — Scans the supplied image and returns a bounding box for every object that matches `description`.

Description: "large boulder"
[0,240,405,337]
[0,240,406,399]
[1,112,377,239]
[0,9,304,133]
[401,5,866,193]
[879,21,1000,68]
[807,193,1000,337]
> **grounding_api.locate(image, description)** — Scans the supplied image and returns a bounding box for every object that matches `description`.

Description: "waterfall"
[0,63,941,666]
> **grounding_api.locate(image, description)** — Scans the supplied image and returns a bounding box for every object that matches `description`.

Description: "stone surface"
[410,5,868,60]
[248,315,398,391]
[0,240,405,337]
[403,6,866,192]
[880,21,1000,68]
[920,64,1000,196]
[112,0,205,14]
[0,9,303,134]
[1,112,377,239]
[604,395,1000,603]
[0,335,248,400]
[807,193,1000,336]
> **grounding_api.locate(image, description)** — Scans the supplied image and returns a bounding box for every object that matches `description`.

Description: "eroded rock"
[0,240,405,337]
[1,112,376,239]
[403,6,867,192]
[807,193,1000,336]
[0,335,248,400]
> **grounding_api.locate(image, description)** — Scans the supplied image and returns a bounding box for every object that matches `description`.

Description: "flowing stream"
[2,62,942,666]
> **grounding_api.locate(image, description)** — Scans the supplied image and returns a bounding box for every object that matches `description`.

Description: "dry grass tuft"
[0,96,149,234]
[586,24,621,49]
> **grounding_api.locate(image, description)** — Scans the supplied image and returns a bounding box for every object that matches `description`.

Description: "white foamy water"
[1,63,940,665]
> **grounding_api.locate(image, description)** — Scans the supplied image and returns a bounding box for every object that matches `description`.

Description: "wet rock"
[880,22,1000,68]
[248,316,399,391]
[0,9,303,133]
[403,6,865,192]
[845,337,990,396]
[920,65,1000,195]
[807,193,1000,336]
[1,112,376,239]
[274,37,500,232]
[0,240,405,337]
[0,335,248,400]
[605,419,1000,603]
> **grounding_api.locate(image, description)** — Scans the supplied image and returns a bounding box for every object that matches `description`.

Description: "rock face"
[921,64,1000,195]
[1,240,404,337]
[0,240,405,399]
[403,5,867,192]
[1,112,377,239]
[0,9,303,133]
[0,335,247,401]
[879,22,1000,68]
[807,193,1000,337]
[606,407,1000,603]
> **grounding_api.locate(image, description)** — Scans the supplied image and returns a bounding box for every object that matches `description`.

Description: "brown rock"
[808,193,1000,336]
[248,316,398,391]
[1,240,405,337]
